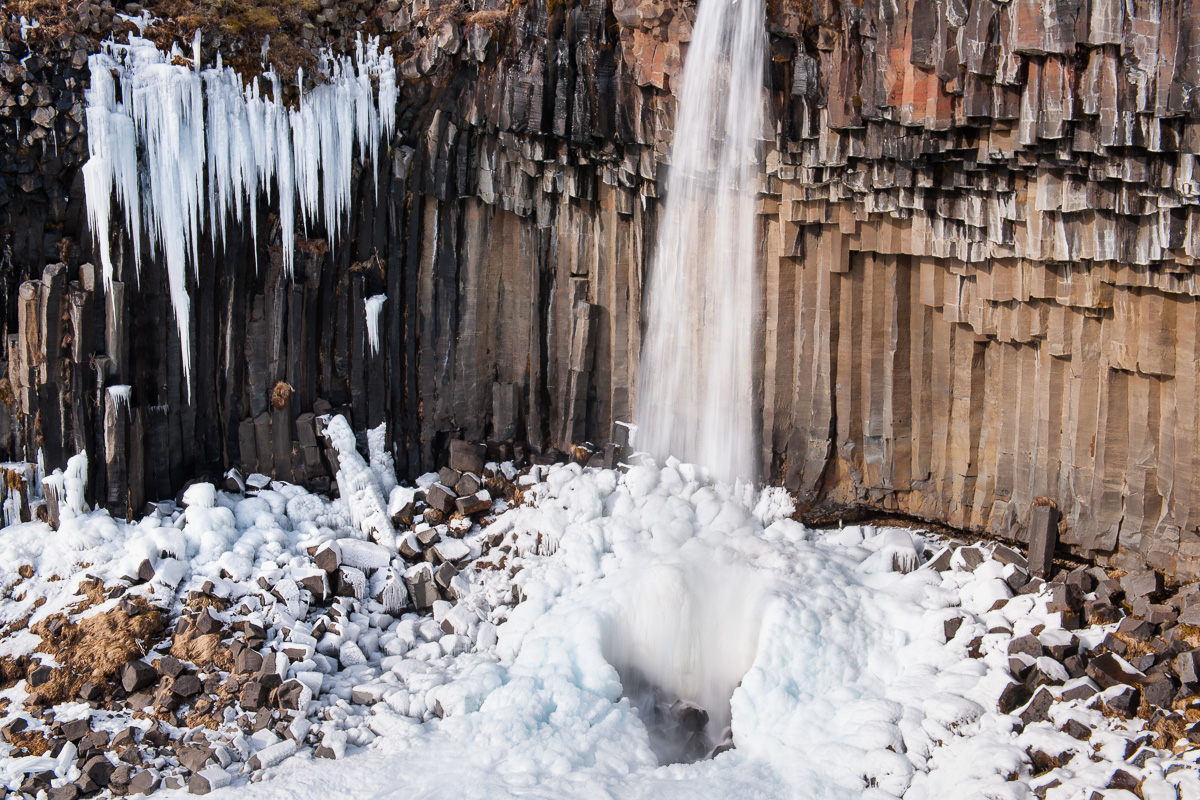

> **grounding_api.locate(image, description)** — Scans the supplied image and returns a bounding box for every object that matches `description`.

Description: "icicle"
[107,385,133,415]
[81,34,395,393]
[364,294,386,356]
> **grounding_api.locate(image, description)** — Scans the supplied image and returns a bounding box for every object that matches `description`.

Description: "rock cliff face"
[2,0,1200,576]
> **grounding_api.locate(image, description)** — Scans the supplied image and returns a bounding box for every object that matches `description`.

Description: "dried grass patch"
[28,597,166,705]
[184,595,229,615]
[170,631,232,672]
[6,728,50,756]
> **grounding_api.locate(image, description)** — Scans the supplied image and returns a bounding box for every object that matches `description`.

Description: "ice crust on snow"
[83,34,395,386]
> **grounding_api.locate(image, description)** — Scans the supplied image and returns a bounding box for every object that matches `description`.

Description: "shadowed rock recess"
[1,0,1200,576]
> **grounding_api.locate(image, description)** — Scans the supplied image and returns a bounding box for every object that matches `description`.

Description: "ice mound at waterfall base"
[1,458,1189,799]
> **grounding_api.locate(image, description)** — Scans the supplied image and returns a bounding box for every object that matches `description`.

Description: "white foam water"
[635,0,766,485]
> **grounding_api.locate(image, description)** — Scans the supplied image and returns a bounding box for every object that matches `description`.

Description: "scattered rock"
[121,660,157,693]
[187,766,231,794]
[448,441,486,474]
[1086,653,1146,689]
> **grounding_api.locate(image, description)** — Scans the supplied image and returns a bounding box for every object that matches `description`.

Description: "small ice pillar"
[364,294,386,356]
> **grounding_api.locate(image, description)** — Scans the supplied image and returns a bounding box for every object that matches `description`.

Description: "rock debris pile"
[1,447,1200,796]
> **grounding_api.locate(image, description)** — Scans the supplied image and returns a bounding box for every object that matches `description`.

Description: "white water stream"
[636,0,765,485]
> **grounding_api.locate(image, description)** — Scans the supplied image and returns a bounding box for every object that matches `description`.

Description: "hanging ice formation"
[83,33,397,388]
[635,0,766,484]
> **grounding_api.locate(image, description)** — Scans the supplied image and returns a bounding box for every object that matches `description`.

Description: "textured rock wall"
[3,0,1200,577]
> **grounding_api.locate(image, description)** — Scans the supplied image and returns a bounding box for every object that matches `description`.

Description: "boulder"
[176,743,215,773]
[448,441,486,474]
[121,660,157,694]
[187,767,230,795]
[426,483,457,515]
[1121,570,1164,602]
[128,769,160,795]
[1086,652,1146,689]
[1027,505,1059,577]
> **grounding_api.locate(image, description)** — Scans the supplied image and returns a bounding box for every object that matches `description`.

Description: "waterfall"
[635,0,765,485]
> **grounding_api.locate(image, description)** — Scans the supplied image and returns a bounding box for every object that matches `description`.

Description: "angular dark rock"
[1141,673,1176,709]
[1047,584,1084,614]
[455,493,491,516]
[406,566,437,611]
[121,660,157,694]
[80,754,114,786]
[426,483,457,515]
[176,743,215,773]
[992,545,1028,570]
[1116,617,1153,642]
[1083,599,1121,626]
[276,679,306,710]
[240,681,269,711]
[314,542,341,573]
[108,764,134,789]
[128,769,160,795]
[1107,768,1140,791]
[1062,654,1087,680]
[1018,687,1055,725]
[298,572,329,601]
[155,656,185,679]
[434,562,458,592]
[27,664,55,687]
[1060,719,1092,740]
[1102,685,1140,717]
[1121,570,1164,602]
[1008,635,1044,660]
[1060,681,1099,702]
[448,441,486,474]
[59,718,89,742]
[187,767,230,794]
[49,783,81,800]
[455,472,482,496]
[1101,634,1128,657]
[955,546,984,572]
[1087,653,1146,689]
[194,608,221,635]
[924,548,952,572]
[1174,649,1200,684]
[1008,655,1034,681]
[135,559,155,584]
[1027,506,1059,578]
[1041,633,1078,661]
[1064,567,1095,595]
[170,674,203,697]
[78,730,110,755]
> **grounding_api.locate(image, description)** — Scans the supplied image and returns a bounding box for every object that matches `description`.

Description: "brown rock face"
[3,0,1200,576]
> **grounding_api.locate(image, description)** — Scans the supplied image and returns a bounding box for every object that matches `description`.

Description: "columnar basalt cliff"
[2,0,1200,577]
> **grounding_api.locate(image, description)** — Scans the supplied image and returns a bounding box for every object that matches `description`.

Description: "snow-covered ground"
[2,445,1199,799]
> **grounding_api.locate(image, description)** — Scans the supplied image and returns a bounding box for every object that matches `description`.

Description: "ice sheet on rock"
[322,415,396,548]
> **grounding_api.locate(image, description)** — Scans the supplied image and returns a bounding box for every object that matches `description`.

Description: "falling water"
[636,0,766,485]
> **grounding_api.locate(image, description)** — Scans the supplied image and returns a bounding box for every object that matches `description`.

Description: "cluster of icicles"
[83,33,397,384]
